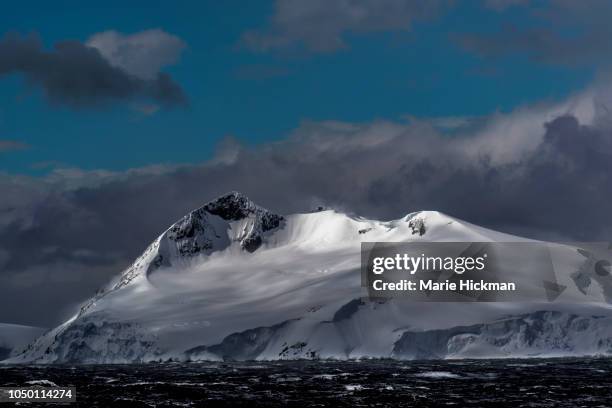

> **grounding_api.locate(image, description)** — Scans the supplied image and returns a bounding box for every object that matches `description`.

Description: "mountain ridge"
[5,192,612,363]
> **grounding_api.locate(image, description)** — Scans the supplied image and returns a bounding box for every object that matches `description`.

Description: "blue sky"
[0,0,594,174]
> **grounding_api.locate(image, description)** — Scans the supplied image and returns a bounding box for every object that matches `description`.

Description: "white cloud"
[87,29,186,79]
[445,87,598,165]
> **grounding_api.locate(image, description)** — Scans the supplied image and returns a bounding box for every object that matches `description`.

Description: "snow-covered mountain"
[0,323,45,360]
[5,192,612,363]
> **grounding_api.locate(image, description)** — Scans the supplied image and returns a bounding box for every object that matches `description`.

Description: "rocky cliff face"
[167,191,284,255]
[392,311,612,359]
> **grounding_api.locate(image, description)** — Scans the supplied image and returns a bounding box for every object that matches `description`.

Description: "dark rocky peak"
[203,191,260,221]
[164,192,284,256]
[202,192,284,236]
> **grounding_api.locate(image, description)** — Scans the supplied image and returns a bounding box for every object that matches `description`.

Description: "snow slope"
[0,323,46,360]
[6,192,612,363]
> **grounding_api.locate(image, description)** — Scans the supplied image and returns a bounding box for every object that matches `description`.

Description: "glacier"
[5,192,612,363]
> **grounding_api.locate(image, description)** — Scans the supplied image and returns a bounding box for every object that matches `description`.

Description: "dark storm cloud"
[2,99,612,326]
[0,33,187,108]
[242,0,450,53]
[367,115,612,240]
[458,0,612,68]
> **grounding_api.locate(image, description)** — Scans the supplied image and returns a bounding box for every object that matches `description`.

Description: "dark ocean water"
[1,358,612,407]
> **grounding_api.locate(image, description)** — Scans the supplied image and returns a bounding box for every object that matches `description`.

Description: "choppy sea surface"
[2,358,612,407]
